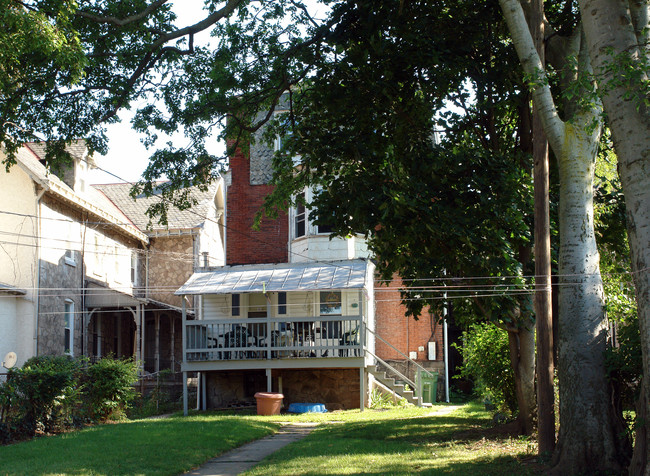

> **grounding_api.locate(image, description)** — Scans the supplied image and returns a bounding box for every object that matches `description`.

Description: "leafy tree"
[575,0,650,469]
[454,323,516,415]
[260,0,540,434]
[499,0,627,470]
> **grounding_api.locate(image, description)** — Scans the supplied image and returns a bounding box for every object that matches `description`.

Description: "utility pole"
[530,0,556,456]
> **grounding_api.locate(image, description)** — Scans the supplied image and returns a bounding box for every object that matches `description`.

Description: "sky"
[88,1,328,186]
[89,2,221,185]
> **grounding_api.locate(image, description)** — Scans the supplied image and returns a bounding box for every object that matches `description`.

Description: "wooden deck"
[182,316,364,371]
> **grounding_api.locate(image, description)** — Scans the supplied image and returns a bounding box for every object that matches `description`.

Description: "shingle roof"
[11,144,147,242]
[24,140,95,166]
[93,182,218,232]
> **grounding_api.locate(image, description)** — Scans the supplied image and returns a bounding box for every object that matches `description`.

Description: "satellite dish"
[2,352,17,369]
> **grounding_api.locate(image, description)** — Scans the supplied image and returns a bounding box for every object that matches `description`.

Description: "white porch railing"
[185,316,362,362]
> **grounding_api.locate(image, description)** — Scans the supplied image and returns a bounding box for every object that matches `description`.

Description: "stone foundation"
[205,368,361,411]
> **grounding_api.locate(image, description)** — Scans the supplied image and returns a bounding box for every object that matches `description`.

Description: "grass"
[245,402,544,475]
[0,413,278,475]
[0,402,545,475]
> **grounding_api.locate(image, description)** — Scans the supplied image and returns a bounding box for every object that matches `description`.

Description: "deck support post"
[360,366,365,411]
[266,368,272,392]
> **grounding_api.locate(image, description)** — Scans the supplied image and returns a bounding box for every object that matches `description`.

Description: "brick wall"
[226,146,288,265]
[375,274,444,365]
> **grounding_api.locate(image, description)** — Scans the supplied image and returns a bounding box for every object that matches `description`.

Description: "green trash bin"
[418,371,438,404]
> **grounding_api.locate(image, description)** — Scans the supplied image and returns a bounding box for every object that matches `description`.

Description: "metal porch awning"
[85,282,146,308]
[175,259,374,296]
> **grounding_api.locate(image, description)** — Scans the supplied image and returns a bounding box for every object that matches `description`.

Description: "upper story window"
[64,300,74,355]
[64,249,76,267]
[292,188,334,238]
[295,192,306,238]
[131,252,139,286]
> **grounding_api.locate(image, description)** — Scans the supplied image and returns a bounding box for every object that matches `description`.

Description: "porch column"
[359,289,365,411]
[139,304,144,372]
[155,313,160,373]
[171,317,176,373]
[97,313,102,358]
[182,297,188,416]
[266,368,272,392]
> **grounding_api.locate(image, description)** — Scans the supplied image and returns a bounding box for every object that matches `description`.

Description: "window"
[64,300,74,355]
[232,294,240,316]
[114,246,120,276]
[320,291,342,338]
[316,223,334,234]
[131,252,139,286]
[278,292,287,315]
[64,249,76,267]
[295,192,306,238]
[320,291,342,316]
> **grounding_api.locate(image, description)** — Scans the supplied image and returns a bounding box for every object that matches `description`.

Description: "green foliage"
[453,323,517,415]
[368,389,407,409]
[128,370,182,419]
[0,356,140,441]
[1,355,84,437]
[83,357,139,421]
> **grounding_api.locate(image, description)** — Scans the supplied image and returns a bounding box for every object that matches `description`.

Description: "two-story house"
[0,142,148,367]
[0,142,226,381]
[176,107,447,412]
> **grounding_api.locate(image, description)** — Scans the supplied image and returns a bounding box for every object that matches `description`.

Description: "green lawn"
[0,414,278,475]
[0,402,544,475]
[245,402,543,475]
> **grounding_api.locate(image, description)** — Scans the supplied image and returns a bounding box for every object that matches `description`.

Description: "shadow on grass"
[245,409,545,476]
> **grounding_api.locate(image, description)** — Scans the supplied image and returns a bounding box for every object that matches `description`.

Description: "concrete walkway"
[183,422,318,476]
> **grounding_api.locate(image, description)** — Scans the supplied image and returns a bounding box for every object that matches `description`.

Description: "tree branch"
[76,0,170,27]
[499,0,566,156]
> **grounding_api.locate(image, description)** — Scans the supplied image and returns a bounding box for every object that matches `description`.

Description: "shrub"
[83,357,139,421]
[453,323,517,415]
[2,355,84,437]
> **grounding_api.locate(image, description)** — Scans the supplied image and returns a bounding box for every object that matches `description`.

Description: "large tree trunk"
[577,0,650,470]
[551,114,621,474]
[508,326,536,435]
[498,0,622,471]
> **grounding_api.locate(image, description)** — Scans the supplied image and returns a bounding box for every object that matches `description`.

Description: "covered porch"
[176,259,375,413]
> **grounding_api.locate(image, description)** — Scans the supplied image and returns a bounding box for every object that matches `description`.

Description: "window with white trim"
[64,248,76,267]
[64,300,74,355]
[294,192,306,238]
[131,252,139,286]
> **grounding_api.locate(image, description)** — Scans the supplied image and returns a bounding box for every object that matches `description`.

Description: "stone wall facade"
[37,194,142,358]
[148,234,195,308]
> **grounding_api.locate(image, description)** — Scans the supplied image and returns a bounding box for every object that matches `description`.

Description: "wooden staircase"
[367,364,431,407]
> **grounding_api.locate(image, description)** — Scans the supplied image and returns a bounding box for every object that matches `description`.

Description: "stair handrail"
[365,326,438,379]
[365,348,421,406]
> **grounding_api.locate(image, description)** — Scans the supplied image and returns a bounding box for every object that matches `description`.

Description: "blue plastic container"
[287,403,327,413]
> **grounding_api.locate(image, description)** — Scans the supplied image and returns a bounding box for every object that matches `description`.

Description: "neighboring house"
[0,142,148,368]
[0,141,226,378]
[176,109,447,412]
[93,179,226,373]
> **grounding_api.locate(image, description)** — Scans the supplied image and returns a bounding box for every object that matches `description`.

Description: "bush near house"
[453,323,517,415]
[83,357,138,421]
[0,355,139,443]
